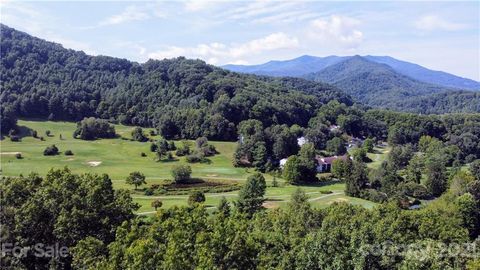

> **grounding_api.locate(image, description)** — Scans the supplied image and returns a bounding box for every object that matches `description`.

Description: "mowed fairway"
[1,120,376,214]
[1,120,250,182]
[366,146,391,169]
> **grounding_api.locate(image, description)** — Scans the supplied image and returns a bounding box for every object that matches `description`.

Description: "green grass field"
[1,120,377,214]
[366,146,391,169]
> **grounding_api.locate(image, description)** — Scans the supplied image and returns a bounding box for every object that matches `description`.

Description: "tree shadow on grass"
[264,198,284,202]
[158,158,179,163]
[16,125,34,139]
[200,158,212,164]
[293,179,342,188]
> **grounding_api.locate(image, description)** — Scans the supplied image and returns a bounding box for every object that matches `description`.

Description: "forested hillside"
[363,55,480,90]
[0,24,350,138]
[304,56,480,113]
[225,55,480,91]
[224,55,480,114]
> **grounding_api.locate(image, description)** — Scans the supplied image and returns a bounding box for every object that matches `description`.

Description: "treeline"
[0,24,350,139]
[2,168,479,269]
[397,90,480,114]
[235,100,480,172]
[333,141,480,206]
[369,110,480,161]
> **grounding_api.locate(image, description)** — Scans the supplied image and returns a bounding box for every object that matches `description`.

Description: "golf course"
[1,120,377,214]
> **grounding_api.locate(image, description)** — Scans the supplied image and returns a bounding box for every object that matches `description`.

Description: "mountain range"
[223,55,480,91]
[224,55,480,113]
[1,23,479,120]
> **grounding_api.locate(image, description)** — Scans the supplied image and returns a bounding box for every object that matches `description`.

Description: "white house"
[279,158,288,168]
[297,137,307,146]
[329,125,340,131]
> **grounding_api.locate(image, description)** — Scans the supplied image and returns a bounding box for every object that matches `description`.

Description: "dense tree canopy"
[68,192,474,270]
[0,168,138,269]
[0,24,350,139]
[73,117,116,140]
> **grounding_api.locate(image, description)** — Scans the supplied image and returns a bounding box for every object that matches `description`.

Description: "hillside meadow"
[1,120,376,213]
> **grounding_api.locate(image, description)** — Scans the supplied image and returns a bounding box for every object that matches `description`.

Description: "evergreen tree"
[236,173,266,217]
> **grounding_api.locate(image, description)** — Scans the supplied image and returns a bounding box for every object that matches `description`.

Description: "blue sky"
[1,1,479,80]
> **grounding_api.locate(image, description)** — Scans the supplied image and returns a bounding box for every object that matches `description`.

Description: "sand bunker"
[262,201,280,209]
[87,161,102,167]
[0,152,21,155]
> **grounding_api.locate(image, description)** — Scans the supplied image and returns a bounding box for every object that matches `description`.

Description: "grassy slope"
[1,120,250,182]
[366,146,391,169]
[1,120,376,213]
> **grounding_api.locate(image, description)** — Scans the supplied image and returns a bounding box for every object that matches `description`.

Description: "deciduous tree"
[126,171,146,190]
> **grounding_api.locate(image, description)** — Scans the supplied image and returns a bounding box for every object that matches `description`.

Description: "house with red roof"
[316,155,349,173]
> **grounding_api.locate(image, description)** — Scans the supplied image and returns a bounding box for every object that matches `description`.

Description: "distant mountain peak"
[223,54,479,91]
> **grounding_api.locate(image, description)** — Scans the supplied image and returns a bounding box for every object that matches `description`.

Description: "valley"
[1,120,376,214]
[1,5,479,267]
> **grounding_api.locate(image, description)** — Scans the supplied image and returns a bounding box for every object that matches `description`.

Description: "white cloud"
[99,5,150,26]
[148,32,298,64]
[308,15,363,48]
[227,60,249,65]
[415,15,467,31]
[184,0,216,12]
[230,32,299,58]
